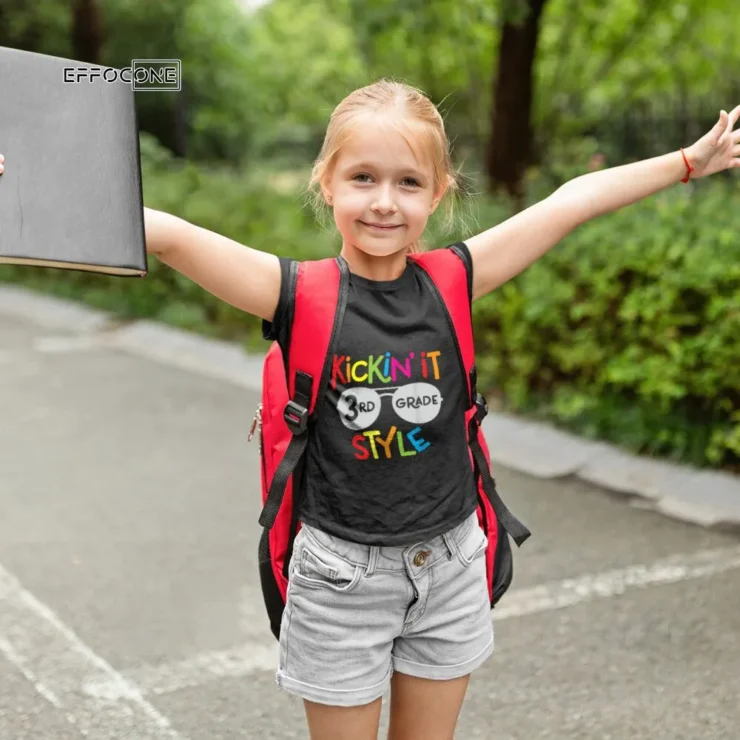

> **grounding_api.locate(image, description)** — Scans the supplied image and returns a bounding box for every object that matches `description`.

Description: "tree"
[486,0,548,199]
[71,0,103,63]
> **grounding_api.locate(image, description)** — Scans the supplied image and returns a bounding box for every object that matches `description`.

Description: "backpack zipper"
[248,402,263,443]
[249,401,268,492]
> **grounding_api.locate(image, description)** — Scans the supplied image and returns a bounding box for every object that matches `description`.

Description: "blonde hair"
[308,79,464,253]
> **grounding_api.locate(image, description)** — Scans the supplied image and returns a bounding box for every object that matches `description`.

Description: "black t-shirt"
[263,245,478,546]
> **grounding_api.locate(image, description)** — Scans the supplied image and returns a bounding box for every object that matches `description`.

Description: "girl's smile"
[359,221,404,232]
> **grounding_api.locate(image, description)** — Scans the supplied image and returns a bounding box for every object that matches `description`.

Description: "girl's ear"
[429,182,448,214]
[430,172,458,213]
[321,185,333,206]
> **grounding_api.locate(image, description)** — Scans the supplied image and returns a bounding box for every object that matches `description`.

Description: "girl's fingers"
[716,111,729,146]
[719,104,740,146]
[728,103,740,129]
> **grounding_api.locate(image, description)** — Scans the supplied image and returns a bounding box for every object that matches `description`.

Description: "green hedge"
[1,136,737,470]
[471,181,740,469]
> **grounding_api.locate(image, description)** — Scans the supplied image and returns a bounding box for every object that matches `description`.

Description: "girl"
[0,80,738,740]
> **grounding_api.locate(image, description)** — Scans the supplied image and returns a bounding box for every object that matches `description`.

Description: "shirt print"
[330,347,445,461]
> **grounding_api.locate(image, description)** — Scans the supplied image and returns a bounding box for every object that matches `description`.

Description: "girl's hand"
[685,105,740,179]
[0,153,4,174]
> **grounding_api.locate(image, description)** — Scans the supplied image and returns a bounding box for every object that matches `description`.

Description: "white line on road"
[83,643,279,700]
[0,563,187,740]
[82,544,740,700]
[493,544,740,620]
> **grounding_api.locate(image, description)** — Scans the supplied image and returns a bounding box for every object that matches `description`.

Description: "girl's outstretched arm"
[144,207,281,322]
[0,156,281,322]
[466,105,740,301]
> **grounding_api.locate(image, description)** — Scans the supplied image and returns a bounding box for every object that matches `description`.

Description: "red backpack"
[252,246,531,640]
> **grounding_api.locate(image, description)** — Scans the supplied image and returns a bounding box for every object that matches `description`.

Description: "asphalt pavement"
[1,309,739,740]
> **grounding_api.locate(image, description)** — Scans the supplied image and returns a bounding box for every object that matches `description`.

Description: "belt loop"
[366,546,379,577]
[442,532,457,561]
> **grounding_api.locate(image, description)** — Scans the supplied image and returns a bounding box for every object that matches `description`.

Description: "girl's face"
[324,118,444,259]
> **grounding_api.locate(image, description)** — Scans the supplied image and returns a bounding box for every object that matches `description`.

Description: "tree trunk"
[486,0,548,199]
[71,0,103,64]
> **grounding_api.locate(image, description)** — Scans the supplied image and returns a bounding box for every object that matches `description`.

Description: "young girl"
[0,80,738,740]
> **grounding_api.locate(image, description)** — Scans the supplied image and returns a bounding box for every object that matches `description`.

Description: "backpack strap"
[410,245,531,547]
[258,256,350,531]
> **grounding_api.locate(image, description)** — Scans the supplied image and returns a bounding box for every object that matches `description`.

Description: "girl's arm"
[145,207,281,322]
[466,105,740,301]
[0,155,281,321]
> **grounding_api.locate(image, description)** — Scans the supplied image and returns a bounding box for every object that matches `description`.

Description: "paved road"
[1,314,739,740]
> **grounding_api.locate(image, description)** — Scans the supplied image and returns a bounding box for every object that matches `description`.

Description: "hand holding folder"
[0,46,147,277]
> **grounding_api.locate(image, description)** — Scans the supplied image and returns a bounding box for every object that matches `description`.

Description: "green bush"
[1,138,737,470]
[471,179,740,469]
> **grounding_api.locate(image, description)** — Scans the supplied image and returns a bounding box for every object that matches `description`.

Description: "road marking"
[494,544,740,620]
[83,643,279,700]
[79,544,740,699]
[0,563,186,740]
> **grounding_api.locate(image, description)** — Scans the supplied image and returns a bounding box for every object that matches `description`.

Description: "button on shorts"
[275,510,494,707]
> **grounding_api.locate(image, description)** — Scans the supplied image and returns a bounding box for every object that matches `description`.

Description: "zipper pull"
[248,403,262,442]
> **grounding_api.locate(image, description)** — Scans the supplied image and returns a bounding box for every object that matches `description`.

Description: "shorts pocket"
[455,518,488,567]
[291,534,362,593]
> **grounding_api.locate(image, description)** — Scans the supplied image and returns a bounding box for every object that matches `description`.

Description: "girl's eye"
[351,173,420,187]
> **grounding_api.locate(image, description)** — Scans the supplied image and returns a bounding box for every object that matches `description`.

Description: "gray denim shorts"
[275,510,494,707]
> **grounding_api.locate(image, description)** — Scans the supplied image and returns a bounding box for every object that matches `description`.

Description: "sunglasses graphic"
[337,382,443,431]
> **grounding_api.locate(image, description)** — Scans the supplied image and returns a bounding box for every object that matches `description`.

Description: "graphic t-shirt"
[263,246,478,546]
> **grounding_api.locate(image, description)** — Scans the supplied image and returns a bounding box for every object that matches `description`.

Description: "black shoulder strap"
[467,386,531,547]
[449,242,473,306]
[281,259,300,377]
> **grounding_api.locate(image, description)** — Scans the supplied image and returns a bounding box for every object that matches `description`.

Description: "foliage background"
[0,0,738,469]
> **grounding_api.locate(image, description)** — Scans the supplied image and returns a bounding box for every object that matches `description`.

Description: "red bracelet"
[680,147,694,183]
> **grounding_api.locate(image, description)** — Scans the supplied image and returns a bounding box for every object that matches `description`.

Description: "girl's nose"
[371,186,397,213]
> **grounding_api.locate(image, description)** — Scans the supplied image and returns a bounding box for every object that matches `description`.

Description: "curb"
[2,284,739,533]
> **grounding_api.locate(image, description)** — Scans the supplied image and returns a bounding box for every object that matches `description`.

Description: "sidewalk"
[1,282,738,532]
[2,281,740,739]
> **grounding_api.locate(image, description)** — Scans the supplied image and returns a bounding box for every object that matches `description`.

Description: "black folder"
[0,46,147,277]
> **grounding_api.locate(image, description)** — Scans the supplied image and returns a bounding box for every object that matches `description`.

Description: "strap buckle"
[284,400,309,434]
[473,392,488,425]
